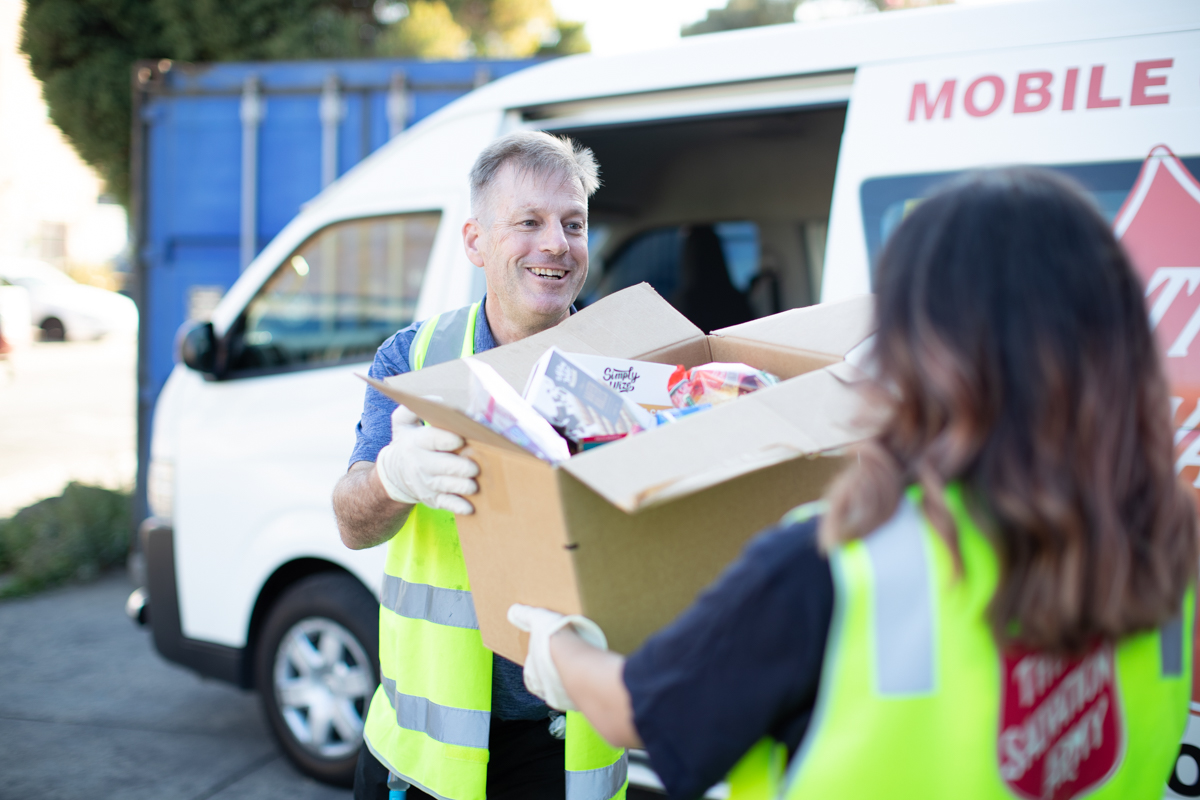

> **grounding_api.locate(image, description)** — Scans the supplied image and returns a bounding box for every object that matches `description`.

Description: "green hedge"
[0,483,132,599]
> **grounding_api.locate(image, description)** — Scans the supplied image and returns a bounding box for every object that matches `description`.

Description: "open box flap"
[561,365,870,512]
[383,283,704,406]
[712,294,876,358]
[825,358,871,384]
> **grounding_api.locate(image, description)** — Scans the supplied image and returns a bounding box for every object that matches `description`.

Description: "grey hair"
[469,131,600,217]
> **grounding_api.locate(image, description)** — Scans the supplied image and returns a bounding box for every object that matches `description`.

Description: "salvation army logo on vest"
[997,643,1123,800]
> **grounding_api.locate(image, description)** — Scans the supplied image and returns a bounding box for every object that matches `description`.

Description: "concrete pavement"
[0,570,351,800]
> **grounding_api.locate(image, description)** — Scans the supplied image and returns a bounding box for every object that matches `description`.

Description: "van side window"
[859,158,1200,278]
[226,212,440,376]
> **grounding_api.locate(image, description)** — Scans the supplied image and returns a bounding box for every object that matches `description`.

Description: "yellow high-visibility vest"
[729,486,1192,800]
[363,302,627,800]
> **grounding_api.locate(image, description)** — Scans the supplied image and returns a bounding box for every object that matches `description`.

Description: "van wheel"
[255,572,379,787]
[40,317,65,342]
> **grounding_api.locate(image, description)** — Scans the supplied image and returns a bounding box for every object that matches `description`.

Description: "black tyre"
[255,571,379,787]
[39,317,65,342]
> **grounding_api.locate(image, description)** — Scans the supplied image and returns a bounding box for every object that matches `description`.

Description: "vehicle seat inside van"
[673,224,754,334]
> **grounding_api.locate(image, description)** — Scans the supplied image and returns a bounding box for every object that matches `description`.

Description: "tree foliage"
[377,0,590,59]
[682,0,802,36]
[683,0,950,37]
[20,0,589,205]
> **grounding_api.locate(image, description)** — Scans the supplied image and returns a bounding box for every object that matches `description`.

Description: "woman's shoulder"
[740,503,828,572]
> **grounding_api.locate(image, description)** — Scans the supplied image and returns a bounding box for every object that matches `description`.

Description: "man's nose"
[538,219,569,256]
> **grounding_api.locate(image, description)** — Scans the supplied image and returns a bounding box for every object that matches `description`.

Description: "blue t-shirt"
[350,299,551,722]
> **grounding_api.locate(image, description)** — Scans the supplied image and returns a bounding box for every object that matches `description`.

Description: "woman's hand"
[508,604,644,749]
[507,604,606,710]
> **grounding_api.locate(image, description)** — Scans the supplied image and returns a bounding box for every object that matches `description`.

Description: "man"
[333,131,627,800]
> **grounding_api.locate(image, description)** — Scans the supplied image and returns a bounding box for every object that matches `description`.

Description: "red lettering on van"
[1131,59,1172,106]
[1087,65,1121,109]
[965,75,1005,117]
[1062,68,1079,111]
[906,58,1174,122]
[909,80,956,121]
[1014,71,1053,114]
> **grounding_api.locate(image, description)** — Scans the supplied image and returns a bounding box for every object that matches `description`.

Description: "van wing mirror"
[179,321,217,376]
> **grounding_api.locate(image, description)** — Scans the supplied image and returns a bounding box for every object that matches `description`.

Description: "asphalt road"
[0,570,352,800]
[0,571,671,799]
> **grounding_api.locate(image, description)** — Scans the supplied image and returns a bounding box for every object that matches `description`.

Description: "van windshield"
[859,157,1200,278]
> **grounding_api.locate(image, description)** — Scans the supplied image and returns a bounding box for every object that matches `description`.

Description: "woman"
[509,167,1198,799]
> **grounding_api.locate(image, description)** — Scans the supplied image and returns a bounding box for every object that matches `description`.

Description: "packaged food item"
[464,358,571,464]
[578,433,629,451]
[524,347,654,443]
[654,404,712,425]
[668,362,780,408]
[547,352,679,412]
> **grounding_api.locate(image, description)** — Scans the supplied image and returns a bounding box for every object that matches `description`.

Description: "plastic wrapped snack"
[654,404,712,425]
[668,362,780,408]
[464,358,571,464]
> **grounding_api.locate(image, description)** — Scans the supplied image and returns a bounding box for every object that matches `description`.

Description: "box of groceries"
[366,283,875,662]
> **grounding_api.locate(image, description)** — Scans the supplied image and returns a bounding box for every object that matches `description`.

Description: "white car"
[0,258,137,341]
[0,283,32,350]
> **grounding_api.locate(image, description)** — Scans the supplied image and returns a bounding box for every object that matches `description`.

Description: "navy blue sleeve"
[622,518,833,800]
[348,327,418,467]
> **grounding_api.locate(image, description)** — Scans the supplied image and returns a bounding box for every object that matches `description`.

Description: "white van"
[136,0,1200,791]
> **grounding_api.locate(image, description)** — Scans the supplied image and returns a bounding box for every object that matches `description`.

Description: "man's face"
[464,163,589,335]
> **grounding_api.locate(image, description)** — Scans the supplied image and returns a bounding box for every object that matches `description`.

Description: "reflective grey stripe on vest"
[566,754,628,800]
[411,304,476,369]
[381,676,491,749]
[1161,614,1184,677]
[381,575,479,630]
[863,497,935,695]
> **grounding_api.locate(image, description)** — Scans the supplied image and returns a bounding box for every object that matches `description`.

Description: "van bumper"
[140,518,250,688]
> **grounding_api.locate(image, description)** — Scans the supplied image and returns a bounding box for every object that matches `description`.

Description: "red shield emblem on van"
[1118,146,1200,489]
[1116,146,1200,708]
[997,644,1122,800]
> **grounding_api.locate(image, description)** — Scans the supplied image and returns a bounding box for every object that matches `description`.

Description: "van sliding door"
[516,73,853,332]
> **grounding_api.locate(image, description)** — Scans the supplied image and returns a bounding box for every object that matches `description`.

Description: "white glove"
[507,604,607,712]
[376,404,479,515]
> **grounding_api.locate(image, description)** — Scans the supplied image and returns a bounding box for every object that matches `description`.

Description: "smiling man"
[333,132,627,800]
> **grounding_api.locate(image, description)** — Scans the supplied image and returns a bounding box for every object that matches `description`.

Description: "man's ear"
[462,218,486,268]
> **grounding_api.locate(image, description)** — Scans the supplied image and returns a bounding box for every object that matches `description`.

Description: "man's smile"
[527,266,569,280]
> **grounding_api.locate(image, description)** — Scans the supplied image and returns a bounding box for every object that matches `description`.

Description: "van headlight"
[147,458,175,522]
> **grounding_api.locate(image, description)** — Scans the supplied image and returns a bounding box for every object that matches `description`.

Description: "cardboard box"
[368,284,874,662]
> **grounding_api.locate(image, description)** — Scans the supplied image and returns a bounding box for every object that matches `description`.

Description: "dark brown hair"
[822,168,1197,653]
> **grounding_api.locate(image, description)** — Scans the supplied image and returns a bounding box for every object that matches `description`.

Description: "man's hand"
[332,405,480,550]
[376,405,479,515]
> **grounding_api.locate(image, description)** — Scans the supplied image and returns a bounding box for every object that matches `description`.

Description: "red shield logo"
[1117,146,1200,489]
[997,643,1123,800]
[1115,146,1200,709]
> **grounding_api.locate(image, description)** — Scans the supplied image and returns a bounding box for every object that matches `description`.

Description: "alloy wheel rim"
[273,616,374,759]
